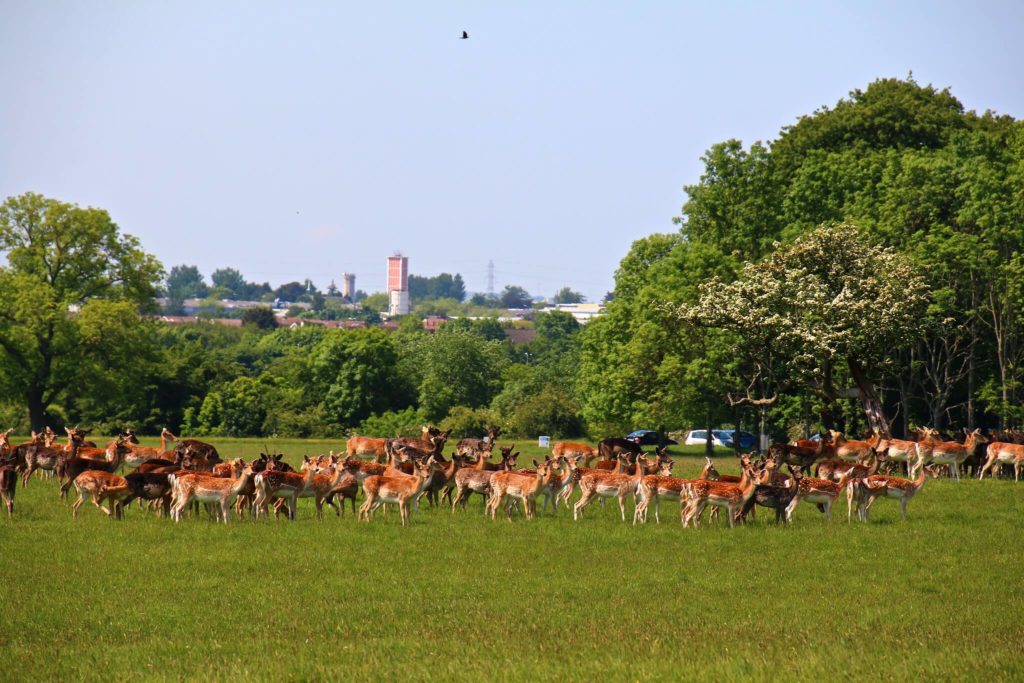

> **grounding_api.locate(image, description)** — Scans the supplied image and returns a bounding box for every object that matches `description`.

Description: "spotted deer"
[358,456,437,526]
[781,466,858,523]
[253,464,318,520]
[450,448,518,512]
[680,456,758,528]
[171,464,257,523]
[857,465,938,521]
[487,458,555,521]
[573,454,646,522]
[977,437,1024,481]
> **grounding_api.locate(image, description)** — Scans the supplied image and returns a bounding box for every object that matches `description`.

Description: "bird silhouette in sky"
[461,30,469,39]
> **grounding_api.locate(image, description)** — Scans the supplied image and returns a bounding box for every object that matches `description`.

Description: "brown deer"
[58,436,133,500]
[450,448,518,511]
[171,464,257,523]
[680,456,757,528]
[358,456,437,526]
[829,430,881,463]
[119,428,178,468]
[456,425,501,459]
[346,435,389,461]
[71,470,132,518]
[487,458,555,521]
[913,428,985,481]
[551,441,599,466]
[253,465,317,521]
[573,454,646,522]
[0,461,16,516]
[857,465,938,520]
[782,466,857,523]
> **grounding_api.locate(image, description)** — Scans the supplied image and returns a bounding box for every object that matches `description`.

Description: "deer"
[253,464,318,521]
[596,437,643,464]
[735,464,797,525]
[552,441,599,466]
[290,456,357,520]
[913,428,985,481]
[110,470,176,517]
[680,456,758,528]
[418,453,462,508]
[486,458,555,521]
[171,463,257,523]
[768,436,830,475]
[358,456,437,526]
[456,425,501,459]
[346,435,389,461]
[573,454,646,522]
[386,429,450,462]
[58,436,133,500]
[20,432,65,486]
[874,429,925,475]
[0,461,16,516]
[71,470,133,518]
[829,430,882,463]
[978,438,1024,481]
[782,466,857,523]
[814,450,886,521]
[450,448,518,512]
[631,457,685,524]
[118,427,179,468]
[857,465,939,521]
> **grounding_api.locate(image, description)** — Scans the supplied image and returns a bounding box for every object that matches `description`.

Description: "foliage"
[0,192,164,430]
[356,406,427,438]
[439,406,496,438]
[241,306,278,329]
[552,287,585,304]
[401,328,507,422]
[499,285,532,309]
[165,264,208,299]
[408,272,466,302]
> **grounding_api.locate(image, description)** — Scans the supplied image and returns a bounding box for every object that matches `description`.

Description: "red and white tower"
[387,253,410,315]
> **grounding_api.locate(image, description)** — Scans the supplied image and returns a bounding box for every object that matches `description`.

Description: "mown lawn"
[1,436,1022,681]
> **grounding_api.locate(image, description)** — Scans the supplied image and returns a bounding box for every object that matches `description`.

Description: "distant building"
[387,254,410,316]
[341,272,356,300]
[422,315,448,332]
[538,302,606,324]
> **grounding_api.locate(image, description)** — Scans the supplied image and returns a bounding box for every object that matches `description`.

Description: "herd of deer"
[0,422,1019,526]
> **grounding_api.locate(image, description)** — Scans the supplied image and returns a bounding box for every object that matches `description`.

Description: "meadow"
[1,436,1022,681]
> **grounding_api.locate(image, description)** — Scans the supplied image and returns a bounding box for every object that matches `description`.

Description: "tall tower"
[341,272,356,300]
[387,253,410,315]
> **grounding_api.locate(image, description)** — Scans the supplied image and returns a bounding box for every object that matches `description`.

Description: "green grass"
[1,436,1022,681]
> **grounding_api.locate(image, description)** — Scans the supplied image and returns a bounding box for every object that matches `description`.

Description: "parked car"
[624,430,678,446]
[684,429,756,449]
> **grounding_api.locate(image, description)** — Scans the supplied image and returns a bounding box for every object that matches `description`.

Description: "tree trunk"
[704,416,714,457]
[848,358,889,437]
[27,387,48,433]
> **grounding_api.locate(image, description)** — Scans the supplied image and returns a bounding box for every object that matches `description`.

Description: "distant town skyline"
[2,2,1022,302]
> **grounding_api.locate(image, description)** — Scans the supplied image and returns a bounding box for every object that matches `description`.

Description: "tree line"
[1,77,1021,441]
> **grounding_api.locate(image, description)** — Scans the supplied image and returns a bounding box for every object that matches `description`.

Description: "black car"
[624,430,678,446]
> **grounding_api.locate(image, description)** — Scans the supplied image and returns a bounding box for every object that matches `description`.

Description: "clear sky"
[2,1,1022,301]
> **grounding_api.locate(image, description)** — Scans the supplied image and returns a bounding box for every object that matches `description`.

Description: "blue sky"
[2,1,1022,301]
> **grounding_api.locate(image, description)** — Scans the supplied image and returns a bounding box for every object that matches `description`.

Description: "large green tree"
[0,193,164,430]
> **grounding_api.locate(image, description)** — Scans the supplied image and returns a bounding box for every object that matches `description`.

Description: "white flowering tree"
[670,222,930,436]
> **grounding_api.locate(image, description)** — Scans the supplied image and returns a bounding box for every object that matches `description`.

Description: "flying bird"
[461,30,469,39]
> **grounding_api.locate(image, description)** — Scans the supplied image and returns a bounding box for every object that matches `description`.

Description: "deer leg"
[573,489,594,520]
[784,496,800,524]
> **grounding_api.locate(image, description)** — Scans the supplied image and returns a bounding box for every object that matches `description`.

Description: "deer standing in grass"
[978,438,1024,481]
[253,464,318,520]
[680,455,757,528]
[573,454,646,522]
[856,465,938,521]
[450,448,518,512]
[358,456,436,526]
[782,467,857,523]
[487,458,555,521]
[171,464,256,523]
[913,428,984,481]
[71,470,132,518]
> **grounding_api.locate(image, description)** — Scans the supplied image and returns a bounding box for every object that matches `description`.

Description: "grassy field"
[1,436,1022,681]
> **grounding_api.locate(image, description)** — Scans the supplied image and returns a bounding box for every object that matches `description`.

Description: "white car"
[684,429,756,449]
